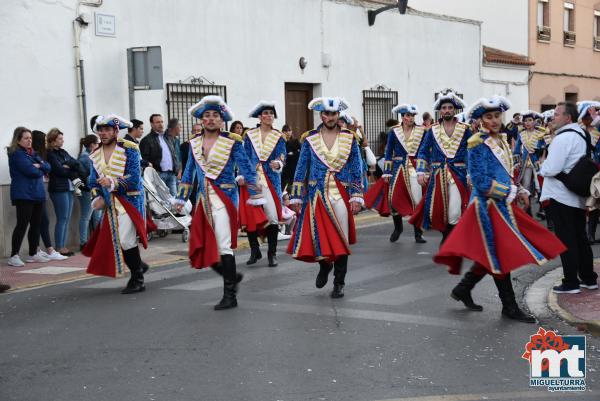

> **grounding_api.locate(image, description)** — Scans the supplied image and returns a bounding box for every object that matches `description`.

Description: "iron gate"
[166,83,227,142]
[362,89,398,155]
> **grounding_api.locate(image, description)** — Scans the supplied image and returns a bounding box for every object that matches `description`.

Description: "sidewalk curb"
[547,280,600,337]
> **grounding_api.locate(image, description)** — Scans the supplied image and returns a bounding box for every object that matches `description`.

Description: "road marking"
[373,390,580,401]
[18,266,85,275]
[349,273,449,306]
[233,300,468,329]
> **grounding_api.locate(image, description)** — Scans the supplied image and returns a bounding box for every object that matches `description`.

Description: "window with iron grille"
[362,88,398,154]
[166,83,227,142]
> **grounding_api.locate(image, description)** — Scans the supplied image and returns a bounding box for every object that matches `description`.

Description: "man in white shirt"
[540,102,598,294]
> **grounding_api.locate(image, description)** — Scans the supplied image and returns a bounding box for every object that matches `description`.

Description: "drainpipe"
[74,0,102,136]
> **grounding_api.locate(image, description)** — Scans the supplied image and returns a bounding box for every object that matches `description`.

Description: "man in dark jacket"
[281,124,300,192]
[139,114,180,196]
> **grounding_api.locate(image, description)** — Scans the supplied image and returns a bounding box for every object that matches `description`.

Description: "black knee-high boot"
[414,225,426,244]
[441,224,455,244]
[390,215,403,242]
[451,264,485,311]
[267,224,279,267]
[331,256,348,299]
[211,259,244,289]
[214,254,239,310]
[121,247,145,294]
[316,260,333,289]
[246,231,262,265]
[493,274,536,323]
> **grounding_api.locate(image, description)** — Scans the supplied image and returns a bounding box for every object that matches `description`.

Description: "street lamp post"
[367,0,408,26]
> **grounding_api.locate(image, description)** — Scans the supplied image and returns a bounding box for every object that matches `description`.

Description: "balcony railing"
[594,36,600,51]
[564,30,576,46]
[537,25,551,41]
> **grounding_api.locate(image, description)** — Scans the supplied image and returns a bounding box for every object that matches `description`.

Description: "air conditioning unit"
[537,26,551,41]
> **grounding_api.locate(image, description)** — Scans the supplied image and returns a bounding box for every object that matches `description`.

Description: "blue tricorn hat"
[466,96,512,120]
[392,103,419,116]
[308,97,350,113]
[577,101,600,121]
[338,111,354,125]
[249,100,278,118]
[188,95,234,122]
[433,91,466,111]
[521,110,544,121]
[94,114,133,132]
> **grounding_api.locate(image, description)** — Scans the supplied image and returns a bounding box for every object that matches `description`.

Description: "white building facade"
[0,0,527,256]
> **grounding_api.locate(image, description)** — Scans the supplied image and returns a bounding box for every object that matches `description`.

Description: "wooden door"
[284,83,314,135]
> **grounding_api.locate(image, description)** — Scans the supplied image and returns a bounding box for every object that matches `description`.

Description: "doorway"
[284,83,314,135]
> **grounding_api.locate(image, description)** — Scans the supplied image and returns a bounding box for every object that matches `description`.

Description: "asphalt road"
[1,221,598,401]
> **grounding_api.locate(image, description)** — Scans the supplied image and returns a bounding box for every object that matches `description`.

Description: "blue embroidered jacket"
[512,128,549,171]
[383,124,426,176]
[89,139,145,215]
[290,129,364,203]
[468,131,545,272]
[243,127,287,200]
[177,131,259,207]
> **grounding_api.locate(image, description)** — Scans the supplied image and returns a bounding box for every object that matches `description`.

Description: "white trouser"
[521,167,534,192]
[261,184,279,225]
[330,197,349,241]
[409,172,422,205]
[213,206,233,256]
[448,182,461,225]
[118,213,138,251]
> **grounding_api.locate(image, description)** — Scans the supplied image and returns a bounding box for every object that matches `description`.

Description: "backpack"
[554,129,599,197]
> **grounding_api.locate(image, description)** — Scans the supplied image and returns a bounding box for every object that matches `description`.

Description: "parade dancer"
[174,96,263,310]
[435,96,566,323]
[243,101,286,267]
[510,110,549,216]
[578,101,600,242]
[367,104,426,243]
[409,91,472,242]
[288,97,364,298]
[83,115,149,294]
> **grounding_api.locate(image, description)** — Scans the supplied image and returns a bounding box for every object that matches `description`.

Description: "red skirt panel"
[238,185,268,232]
[364,178,391,217]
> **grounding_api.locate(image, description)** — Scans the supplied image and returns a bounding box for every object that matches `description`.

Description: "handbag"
[554,129,599,197]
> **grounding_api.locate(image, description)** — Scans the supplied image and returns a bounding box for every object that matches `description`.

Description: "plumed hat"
[189,95,234,122]
[433,91,466,111]
[308,97,350,113]
[466,96,512,120]
[521,110,544,121]
[249,100,278,118]
[94,114,133,131]
[577,101,600,121]
[392,104,419,116]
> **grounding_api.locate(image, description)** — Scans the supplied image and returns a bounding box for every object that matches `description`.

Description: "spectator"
[47,128,80,256]
[125,119,149,169]
[422,112,433,130]
[167,118,183,178]
[31,130,68,261]
[540,102,598,293]
[281,124,301,192]
[77,134,101,250]
[6,127,52,266]
[230,120,244,137]
[139,114,179,197]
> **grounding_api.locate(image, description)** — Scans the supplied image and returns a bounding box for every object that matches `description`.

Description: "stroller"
[143,166,192,242]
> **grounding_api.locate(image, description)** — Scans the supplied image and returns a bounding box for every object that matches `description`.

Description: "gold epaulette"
[300,130,313,143]
[119,139,139,150]
[467,132,485,149]
[226,131,243,142]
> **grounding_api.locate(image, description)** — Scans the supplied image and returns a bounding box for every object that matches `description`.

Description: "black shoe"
[316,261,333,288]
[60,251,75,257]
[415,236,427,244]
[579,280,599,290]
[552,284,581,294]
[246,232,262,265]
[389,215,403,243]
[246,248,262,265]
[331,284,345,298]
[502,307,536,323]
[121,282,145,294]
[451,287,483,311]
[141,262,149,274]
[0,283,10,293]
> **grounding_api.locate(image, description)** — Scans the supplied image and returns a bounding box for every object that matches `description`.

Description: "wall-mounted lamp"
[368,0,408,26]
[299,57,308,70]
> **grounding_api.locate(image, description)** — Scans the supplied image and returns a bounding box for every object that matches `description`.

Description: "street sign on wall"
[95,13,116,37]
